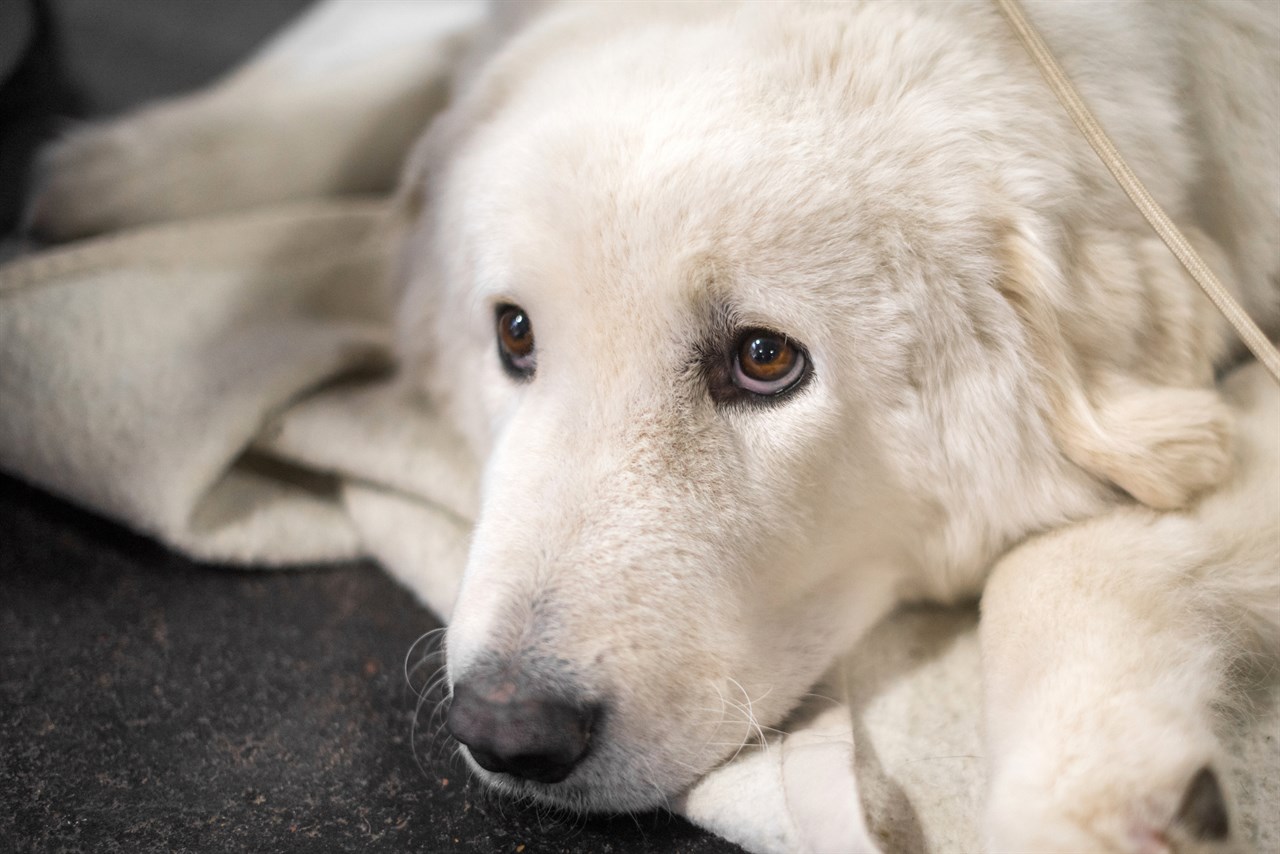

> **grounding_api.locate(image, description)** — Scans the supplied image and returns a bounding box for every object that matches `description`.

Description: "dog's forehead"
[459,109,886,334]
[438,0,1022,383]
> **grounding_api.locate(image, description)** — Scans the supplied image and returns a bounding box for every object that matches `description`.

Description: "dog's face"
[396,2,1229,813]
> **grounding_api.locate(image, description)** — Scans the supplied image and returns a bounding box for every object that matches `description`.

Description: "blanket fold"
[1,199,1275,854]
[0,202,394,563]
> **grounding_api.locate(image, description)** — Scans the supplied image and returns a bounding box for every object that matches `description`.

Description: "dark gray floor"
[0,3,742,851]
[0,476,728,853]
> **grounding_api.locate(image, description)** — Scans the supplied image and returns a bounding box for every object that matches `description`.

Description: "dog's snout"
[447,677,597,784]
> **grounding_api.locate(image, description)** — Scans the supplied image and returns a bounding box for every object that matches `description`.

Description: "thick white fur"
[29,0,1280,848]
[982,362,1280,852]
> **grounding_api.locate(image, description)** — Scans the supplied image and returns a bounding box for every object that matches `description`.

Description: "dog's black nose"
[446,678,596,784]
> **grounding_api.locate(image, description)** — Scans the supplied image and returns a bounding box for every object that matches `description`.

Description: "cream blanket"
[1,200,1275,853]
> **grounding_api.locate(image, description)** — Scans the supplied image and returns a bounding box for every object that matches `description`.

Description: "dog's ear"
[998,224,1233,510]
[389,3,550,234]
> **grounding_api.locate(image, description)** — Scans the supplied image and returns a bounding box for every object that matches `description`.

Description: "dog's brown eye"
[733,330,808,396]
[496,304,535,378]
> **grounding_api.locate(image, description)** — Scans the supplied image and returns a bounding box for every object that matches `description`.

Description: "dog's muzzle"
[446,673,599,784]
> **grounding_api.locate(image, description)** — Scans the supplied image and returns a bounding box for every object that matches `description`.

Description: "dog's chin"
[460,748,695,815]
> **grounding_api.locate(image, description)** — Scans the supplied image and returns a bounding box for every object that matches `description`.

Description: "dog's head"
[395,2,1232,812]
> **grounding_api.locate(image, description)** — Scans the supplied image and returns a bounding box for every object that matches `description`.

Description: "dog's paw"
[25,114,159,241]
[986,762,1240,854]
[23,94,246,242]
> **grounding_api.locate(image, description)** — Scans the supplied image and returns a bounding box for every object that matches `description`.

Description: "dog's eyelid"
[699,324,815,406]
[495,302,537,381]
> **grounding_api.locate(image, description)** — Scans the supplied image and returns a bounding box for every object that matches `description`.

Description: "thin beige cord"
[996,0,1280,384]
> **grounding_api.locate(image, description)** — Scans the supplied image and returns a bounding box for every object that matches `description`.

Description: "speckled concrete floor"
[0,476,732,853]
[0,3,743,851]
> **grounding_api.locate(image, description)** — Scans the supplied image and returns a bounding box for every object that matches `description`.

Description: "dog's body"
[27,1,1280,850]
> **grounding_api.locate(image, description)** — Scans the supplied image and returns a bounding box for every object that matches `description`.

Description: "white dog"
[27,1,1280,850]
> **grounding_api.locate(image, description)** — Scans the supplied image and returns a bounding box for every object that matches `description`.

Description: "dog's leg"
[981,517,1235,852]
[25,0,485,241]
[980,367,1279,853]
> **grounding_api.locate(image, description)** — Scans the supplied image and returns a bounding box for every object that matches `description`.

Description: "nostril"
[446,679,598,784]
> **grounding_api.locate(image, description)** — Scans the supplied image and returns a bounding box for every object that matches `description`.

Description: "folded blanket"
[1,200,1275,853]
